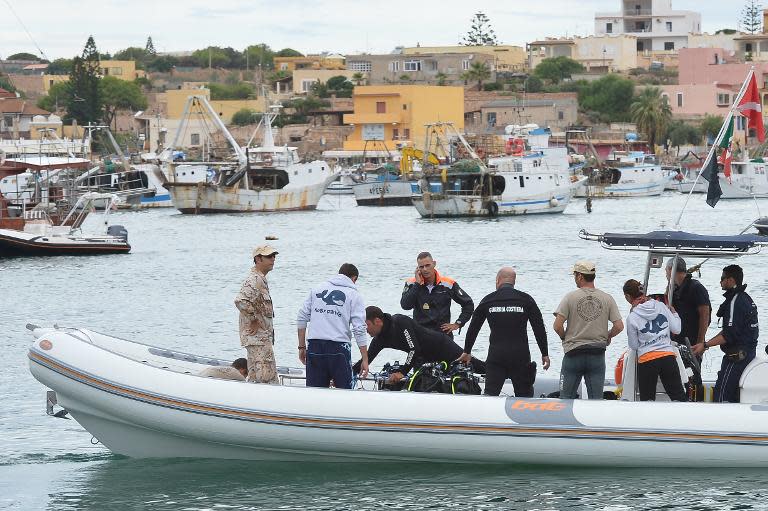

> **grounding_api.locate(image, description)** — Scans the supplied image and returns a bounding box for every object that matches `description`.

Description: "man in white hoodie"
[623,279,687,401]
[297,263,369,388]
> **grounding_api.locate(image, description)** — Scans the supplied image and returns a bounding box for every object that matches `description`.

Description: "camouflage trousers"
[245,343,278,384]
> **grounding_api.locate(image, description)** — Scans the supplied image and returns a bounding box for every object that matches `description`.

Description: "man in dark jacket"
[666,257,711,348]
[693,264,759,403]
[458,267,549,397]
[353,306,485,383]
[400,251,474,337]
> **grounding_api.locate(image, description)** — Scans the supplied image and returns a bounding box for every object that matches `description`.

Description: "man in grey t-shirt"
[553,260,624,399]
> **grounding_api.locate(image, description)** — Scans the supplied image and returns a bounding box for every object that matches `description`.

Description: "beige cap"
[572,260,596,275]
[253,245,279,257]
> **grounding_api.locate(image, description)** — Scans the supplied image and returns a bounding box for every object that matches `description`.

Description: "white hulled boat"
[719,159,768,199]
[575,151,672,198]
[163,96,337,214]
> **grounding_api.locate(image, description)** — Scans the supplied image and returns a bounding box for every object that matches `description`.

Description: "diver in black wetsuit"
[353,306,485,383]
[458,267,549,397]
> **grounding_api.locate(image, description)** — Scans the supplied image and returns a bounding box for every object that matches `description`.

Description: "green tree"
[145,36,157,56]
[232,108,258,126]
[460,12,499,45]
[666,120,701,154]
[67,36,102,124]
[282,96,330,124]
[525,75,543,93]
[0,75,18,94]
[245,44,275,70]
[326,75,354,97]
[46,58,73,75]
[146,55,177,72]
[534,56,584,84]
[630,86,672,149]
[742,0,763,34]
[100,75,147,128]
[351,72,366,85]
[310,80,329,97]
[435,72,448,86]
[579,74,635,122]
[7,52,40,60]
[207,82,255,100]
[113,47,148,63]
[275,48,303,57]
[37,81,70,111]
[700,114,724,141]
[465,61,492,90]
[193,46,231,68]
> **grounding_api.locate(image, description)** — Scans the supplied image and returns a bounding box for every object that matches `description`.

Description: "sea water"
[2,194,767,509]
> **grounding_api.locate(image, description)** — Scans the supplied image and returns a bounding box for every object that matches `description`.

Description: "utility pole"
[208,47,212,70]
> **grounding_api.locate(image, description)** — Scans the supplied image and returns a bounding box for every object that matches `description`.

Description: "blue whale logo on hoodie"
[316,289,347,306]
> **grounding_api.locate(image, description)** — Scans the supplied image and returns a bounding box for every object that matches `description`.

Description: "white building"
[594,0,701,53]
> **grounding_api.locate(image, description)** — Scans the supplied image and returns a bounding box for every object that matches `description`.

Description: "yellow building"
[99,60,146,80]
[163,88,266,123]
[274,54,346,72]
[343,85,464,152]
[403,45,526,72]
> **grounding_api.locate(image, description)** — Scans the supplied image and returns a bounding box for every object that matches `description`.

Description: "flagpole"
[673,68,756,228]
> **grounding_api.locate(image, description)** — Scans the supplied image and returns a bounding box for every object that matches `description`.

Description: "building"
[6,74,69,98]
[465,92,578,133]
[98,60,146,80]
[402,45,526,73]
[0,88,52,138]
[594,0,701,53]
[688,32,739,52]
[273,54,345,72]
[345,52,495,86]
[528,35,641,72]
[342,85,464,152]
[677,48,768,88]
[293,69,358,94]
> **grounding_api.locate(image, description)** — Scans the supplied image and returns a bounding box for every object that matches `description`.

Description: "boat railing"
[579,229,767,256]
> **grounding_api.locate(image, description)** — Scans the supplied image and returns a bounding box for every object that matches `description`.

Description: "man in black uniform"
[400,251,474,337]
[666,257,711,349]
[353,306,485,383]
[458,267,549,397]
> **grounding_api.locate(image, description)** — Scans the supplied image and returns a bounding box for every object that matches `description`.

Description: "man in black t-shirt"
[666,258,711,349]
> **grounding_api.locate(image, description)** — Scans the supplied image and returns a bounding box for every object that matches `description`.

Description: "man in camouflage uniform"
[235,245,279,383]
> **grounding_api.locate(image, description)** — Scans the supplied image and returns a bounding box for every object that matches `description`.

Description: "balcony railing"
[623,8,653,16]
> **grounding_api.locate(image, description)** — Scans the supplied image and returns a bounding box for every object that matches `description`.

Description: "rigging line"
[3,0,49,62]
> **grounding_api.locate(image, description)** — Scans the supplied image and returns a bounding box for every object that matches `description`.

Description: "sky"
[1,0,745,60]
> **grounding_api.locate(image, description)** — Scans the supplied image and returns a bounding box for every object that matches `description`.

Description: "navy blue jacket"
[400,270,474,333]
[717,284,759,355]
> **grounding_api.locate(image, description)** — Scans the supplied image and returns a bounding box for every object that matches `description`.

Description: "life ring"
[505,138,525,156]
[486,200,498,217]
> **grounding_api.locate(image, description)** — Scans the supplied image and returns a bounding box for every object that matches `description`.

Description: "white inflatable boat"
[27,324,768,467]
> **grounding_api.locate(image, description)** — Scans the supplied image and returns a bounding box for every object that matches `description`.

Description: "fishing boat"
[719,159,768,199]
[574,151,672,198]
[163,96,337,214]
[411,123,585,217]
[0,192,130,256]
[352,164,414,206]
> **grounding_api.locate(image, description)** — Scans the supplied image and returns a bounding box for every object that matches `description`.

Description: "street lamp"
[602,47,607,72]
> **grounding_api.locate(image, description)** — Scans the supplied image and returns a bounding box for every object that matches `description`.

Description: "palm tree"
[351,72,366,86]
[630,87,672,150]
[465,61,492,90]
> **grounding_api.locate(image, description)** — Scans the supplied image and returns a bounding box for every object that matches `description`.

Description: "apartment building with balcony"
[345,52,495,86]
[595,0,700,53]
[342,85,464,152]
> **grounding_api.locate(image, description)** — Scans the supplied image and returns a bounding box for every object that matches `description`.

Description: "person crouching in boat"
[198,358,249,381]
[692,264,759,403]
[354,306,486,384]
[457,267,549,397]
[296,263,369,389]
[623,279,686,402]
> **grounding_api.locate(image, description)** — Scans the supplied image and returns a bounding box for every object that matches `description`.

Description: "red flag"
[718,146,732,181]
[737,73,765,142]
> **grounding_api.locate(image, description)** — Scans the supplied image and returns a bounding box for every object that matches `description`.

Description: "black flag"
[699,155,722,208]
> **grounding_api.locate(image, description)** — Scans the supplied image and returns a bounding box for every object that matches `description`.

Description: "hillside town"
[2,1,767,165]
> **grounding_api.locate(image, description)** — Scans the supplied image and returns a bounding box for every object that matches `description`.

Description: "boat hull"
[353,181,414,206]
[27,329,768,467]
[413,193,571,217]
[0,229,130,257]
[167,179,331,214]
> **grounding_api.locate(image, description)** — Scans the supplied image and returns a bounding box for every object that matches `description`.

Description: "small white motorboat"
[0,192,130,257]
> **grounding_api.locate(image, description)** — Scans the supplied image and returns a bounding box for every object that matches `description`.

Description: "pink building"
[677,48,768,87]
[659,83,738,117]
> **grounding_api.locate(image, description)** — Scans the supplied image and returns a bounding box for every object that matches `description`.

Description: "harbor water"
[2,193,768,509]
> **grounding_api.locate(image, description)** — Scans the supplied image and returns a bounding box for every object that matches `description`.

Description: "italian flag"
[718,117,734,180]
[737,72,765,142]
